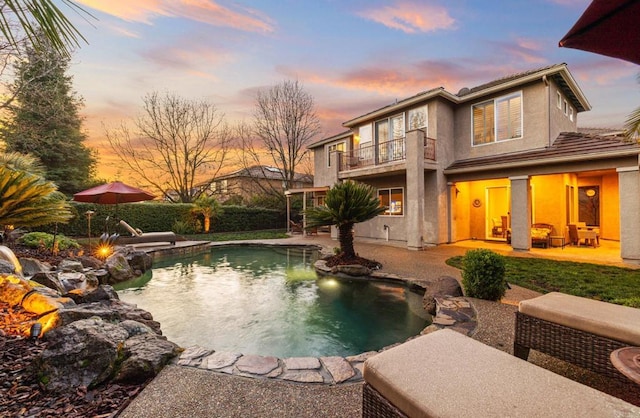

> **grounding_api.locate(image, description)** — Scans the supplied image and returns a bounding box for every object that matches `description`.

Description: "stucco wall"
[453,82,551,161]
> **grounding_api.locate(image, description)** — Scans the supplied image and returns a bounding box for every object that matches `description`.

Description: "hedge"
[51,202,286,237]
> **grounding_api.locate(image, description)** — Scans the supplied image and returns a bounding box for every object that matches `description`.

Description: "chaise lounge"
[363,329,640,417]
[115,220,177,245]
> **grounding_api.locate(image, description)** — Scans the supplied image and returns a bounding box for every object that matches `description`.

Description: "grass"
[183,229,289,242]
[446,255,640,307]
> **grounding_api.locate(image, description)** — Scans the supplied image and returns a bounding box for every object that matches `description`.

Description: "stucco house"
[308,63,640,263]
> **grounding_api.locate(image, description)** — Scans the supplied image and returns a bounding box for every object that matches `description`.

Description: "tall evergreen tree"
[1,37,96,194]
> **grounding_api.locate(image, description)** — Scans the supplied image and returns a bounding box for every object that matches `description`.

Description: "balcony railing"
[340,136,436,171]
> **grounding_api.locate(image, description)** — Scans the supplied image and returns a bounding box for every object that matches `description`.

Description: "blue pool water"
[115,245,430,358]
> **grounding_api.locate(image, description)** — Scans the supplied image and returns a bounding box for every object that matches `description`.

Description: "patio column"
[406,129,425,250]
[509,175,531,251]
[617,167,640,264]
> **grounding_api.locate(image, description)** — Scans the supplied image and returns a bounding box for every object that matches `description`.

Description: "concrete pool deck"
[119,235,635,417]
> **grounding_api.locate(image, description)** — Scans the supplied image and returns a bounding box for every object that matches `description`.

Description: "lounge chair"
[116,220,177,245]
[289,220,303,234]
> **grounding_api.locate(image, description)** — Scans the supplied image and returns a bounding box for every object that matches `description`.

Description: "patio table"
[611,347,640,385]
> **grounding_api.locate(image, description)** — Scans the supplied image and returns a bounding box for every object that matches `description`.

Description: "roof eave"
[444,149,639,175]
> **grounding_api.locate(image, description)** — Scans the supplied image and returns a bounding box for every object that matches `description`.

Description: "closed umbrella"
[559,0,640,65]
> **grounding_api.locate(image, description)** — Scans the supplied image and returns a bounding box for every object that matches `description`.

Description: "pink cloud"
[357,1,455,33]
[569,59,637,86]
[77,0,274,33]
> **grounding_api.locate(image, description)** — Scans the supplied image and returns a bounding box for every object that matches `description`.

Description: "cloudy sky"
[66,0,638,179]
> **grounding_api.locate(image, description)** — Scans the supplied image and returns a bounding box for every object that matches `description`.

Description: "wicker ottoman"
[363,329,640,417]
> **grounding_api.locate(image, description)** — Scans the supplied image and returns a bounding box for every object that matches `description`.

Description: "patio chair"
[116,220,176,245]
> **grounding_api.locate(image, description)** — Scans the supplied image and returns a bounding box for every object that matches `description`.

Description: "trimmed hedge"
[52,202,286,236]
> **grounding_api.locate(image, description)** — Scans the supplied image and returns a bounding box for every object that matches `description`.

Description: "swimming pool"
[115,245,430,358]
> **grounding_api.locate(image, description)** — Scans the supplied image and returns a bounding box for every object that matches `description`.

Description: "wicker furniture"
[363,329,640,417]
[515,292,640,405]
[531,223,553,248]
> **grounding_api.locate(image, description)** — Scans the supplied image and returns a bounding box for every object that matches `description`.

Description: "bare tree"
[237,80,320,200]
[105,92,231,203]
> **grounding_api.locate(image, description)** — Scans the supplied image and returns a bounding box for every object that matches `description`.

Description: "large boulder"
[58,271,98,294]
[35,317,179,392]
[114,332,181,383]
[58,299,162,334]
[35,317,130,392]
[105,252,135,283]
[30,272,66,294]
[125,251,153,275]
[75,255,104,270]
[422,276,463,315]
[0,259,15,274]
[65,284,119,304]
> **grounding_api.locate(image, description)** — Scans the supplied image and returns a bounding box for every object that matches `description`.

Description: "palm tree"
[191,195,222,233]
[0,0,90,57]
[305,180,386,259]
[0,152,72,232]
[625,75,640,141]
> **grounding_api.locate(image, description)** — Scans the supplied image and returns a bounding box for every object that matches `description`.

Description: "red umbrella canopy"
[73,181,155,205]
[559,0,640,65]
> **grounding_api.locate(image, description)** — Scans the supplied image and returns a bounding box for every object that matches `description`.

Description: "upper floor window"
[407,106,427,131]
[378,188,404,216]
[326,142,345,167]
[557,91,562,109]
[472,92,522,146]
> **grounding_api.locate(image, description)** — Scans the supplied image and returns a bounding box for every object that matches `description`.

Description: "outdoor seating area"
[514,292,640,403]
[362,329,640,417]
[568,222,600,247]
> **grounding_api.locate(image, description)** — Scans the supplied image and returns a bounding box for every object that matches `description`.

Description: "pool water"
[115,245,430,358]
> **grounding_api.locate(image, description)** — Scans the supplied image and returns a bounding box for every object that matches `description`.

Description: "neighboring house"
[308,63,640,264]
[203,165,313,204]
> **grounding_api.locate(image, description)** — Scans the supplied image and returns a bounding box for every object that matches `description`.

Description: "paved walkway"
[120,235,635,417]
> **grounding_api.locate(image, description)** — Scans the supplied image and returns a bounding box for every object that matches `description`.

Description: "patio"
[119,235,635,417]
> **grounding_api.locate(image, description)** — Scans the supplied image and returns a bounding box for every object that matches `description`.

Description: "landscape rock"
[58,259,84,273]
[331,264,371,276]
[0,260,15,275]
[113,333,180,383]
[19,258,52,276]
[422,276,463,315]
[58,300,161,334]
[75,255,104,270]
[58,271,97,293]
[35,317,130,392]
[65,285,119,304]
[125,251,153,274]
[30,271,66,294]
[105,252,135,283]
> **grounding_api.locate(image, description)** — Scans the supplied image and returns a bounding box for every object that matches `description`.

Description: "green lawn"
[184,229,289,242]
[446,255,640,307]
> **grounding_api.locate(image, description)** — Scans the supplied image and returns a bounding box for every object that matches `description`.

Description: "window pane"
[497,94,522,140]
[390,188,403,215]
[473,102,494,145]
[378,190,390,210]
[391,115,404,140]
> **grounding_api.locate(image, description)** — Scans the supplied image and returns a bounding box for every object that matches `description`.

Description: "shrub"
[461,249,507,301]
[19,232,80,251]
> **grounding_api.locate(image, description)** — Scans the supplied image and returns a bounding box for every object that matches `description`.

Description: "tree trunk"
[338,223,355,258]
[204,217,210,233]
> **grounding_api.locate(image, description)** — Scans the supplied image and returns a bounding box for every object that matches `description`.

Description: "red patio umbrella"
[559,0,640,65]
[73,181,155,204]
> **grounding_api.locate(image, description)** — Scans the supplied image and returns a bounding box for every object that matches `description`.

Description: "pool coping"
[136,241,477,385]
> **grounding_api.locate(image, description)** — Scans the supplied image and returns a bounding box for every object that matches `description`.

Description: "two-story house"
[308,64,640,264]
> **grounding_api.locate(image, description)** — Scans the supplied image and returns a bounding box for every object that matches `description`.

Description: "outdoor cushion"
[363,329,640,417]
[530,227,550,239]
[519,292,640,346]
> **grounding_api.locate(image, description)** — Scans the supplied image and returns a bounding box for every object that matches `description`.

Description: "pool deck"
[119,235,635,417]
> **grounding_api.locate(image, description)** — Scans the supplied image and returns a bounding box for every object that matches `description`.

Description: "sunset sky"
[65,0,639,180]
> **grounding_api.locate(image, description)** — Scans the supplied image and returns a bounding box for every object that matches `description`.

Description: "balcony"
[339,135,436,171]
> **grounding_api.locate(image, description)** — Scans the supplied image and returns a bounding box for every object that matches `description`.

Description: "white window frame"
[569,106,574,122]
[563,100,569,116]
[326,141,345,167]
[359,124,372,148]
[557,91,562,109]
[471,91,523,146]
[378,187,404,216]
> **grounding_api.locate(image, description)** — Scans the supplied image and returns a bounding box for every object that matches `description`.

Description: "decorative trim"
[472,199,482,208]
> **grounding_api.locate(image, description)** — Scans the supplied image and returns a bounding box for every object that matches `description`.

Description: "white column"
[509,175,531,251]
[618,167,640,263]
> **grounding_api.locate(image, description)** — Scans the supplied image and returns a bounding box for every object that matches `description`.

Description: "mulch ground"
[0,244,149,417]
